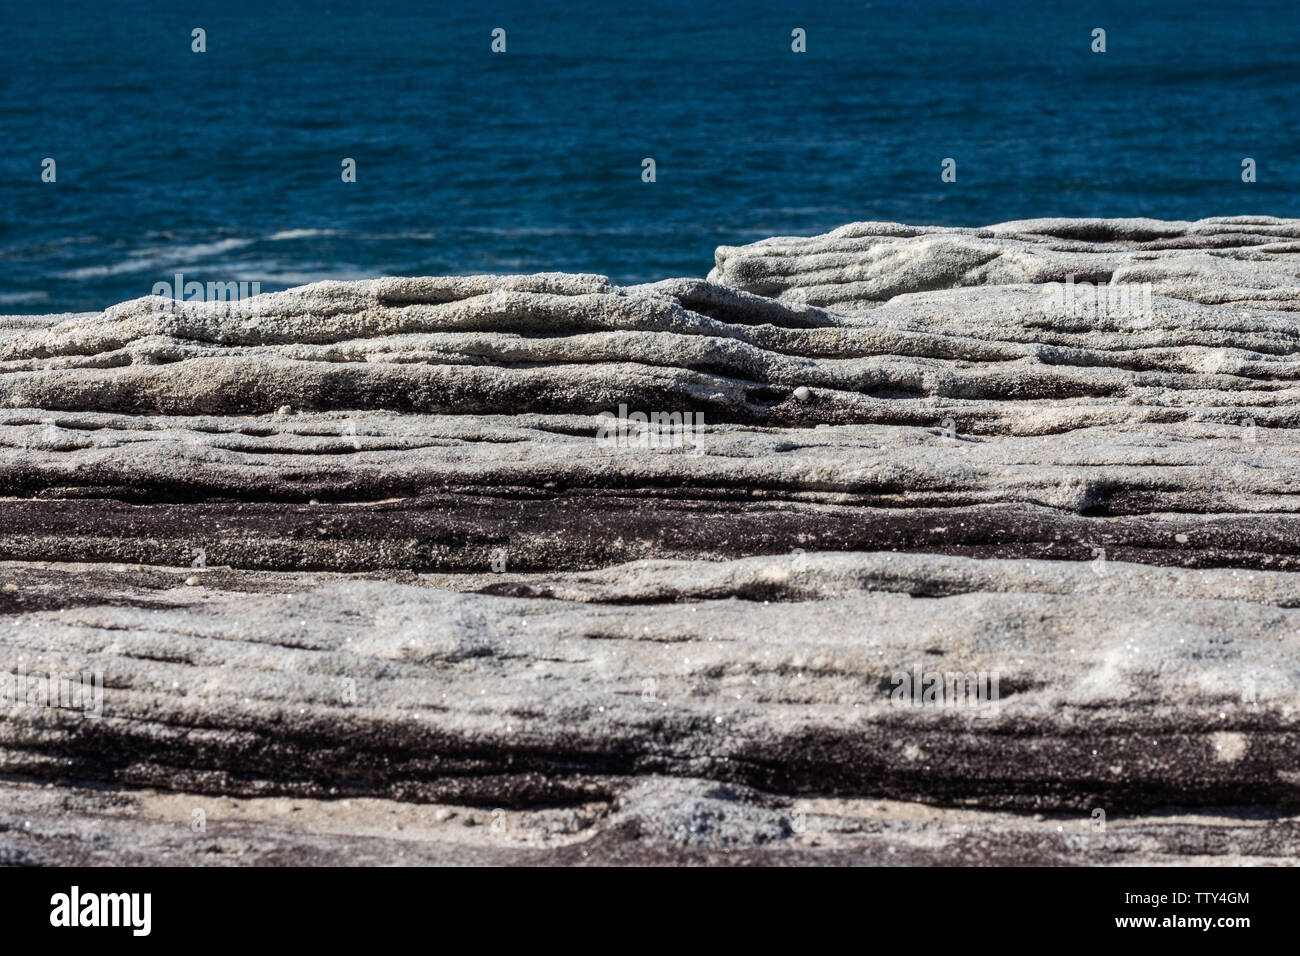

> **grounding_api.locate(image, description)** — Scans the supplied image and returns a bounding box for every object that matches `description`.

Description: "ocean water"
[1,0,1296,313]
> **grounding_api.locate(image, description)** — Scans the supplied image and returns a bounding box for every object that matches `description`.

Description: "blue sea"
[2,0,1296,313]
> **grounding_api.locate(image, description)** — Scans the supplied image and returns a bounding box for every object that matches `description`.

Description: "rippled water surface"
[2,0,1296,311]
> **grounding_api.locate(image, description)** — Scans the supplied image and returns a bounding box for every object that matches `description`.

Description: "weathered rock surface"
[2,552,1298,808]
[5,775,1297,866]
[710,216,1300,310]
[2,219,1298,865]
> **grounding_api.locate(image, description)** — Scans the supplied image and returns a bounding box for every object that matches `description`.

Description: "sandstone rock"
[3,218,1299,865]
[710,216,1300,310]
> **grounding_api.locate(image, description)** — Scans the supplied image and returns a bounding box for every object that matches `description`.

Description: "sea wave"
[268,229,341,241]
[0,291,51,306]
[58,239,257,280]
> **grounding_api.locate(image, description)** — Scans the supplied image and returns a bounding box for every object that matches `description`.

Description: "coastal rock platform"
[3,218,1298,865]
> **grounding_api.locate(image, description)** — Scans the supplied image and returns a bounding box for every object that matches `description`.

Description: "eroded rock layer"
[2,218,1298,865]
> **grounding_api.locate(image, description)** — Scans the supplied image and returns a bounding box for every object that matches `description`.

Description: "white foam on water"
[57,238,256,279]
